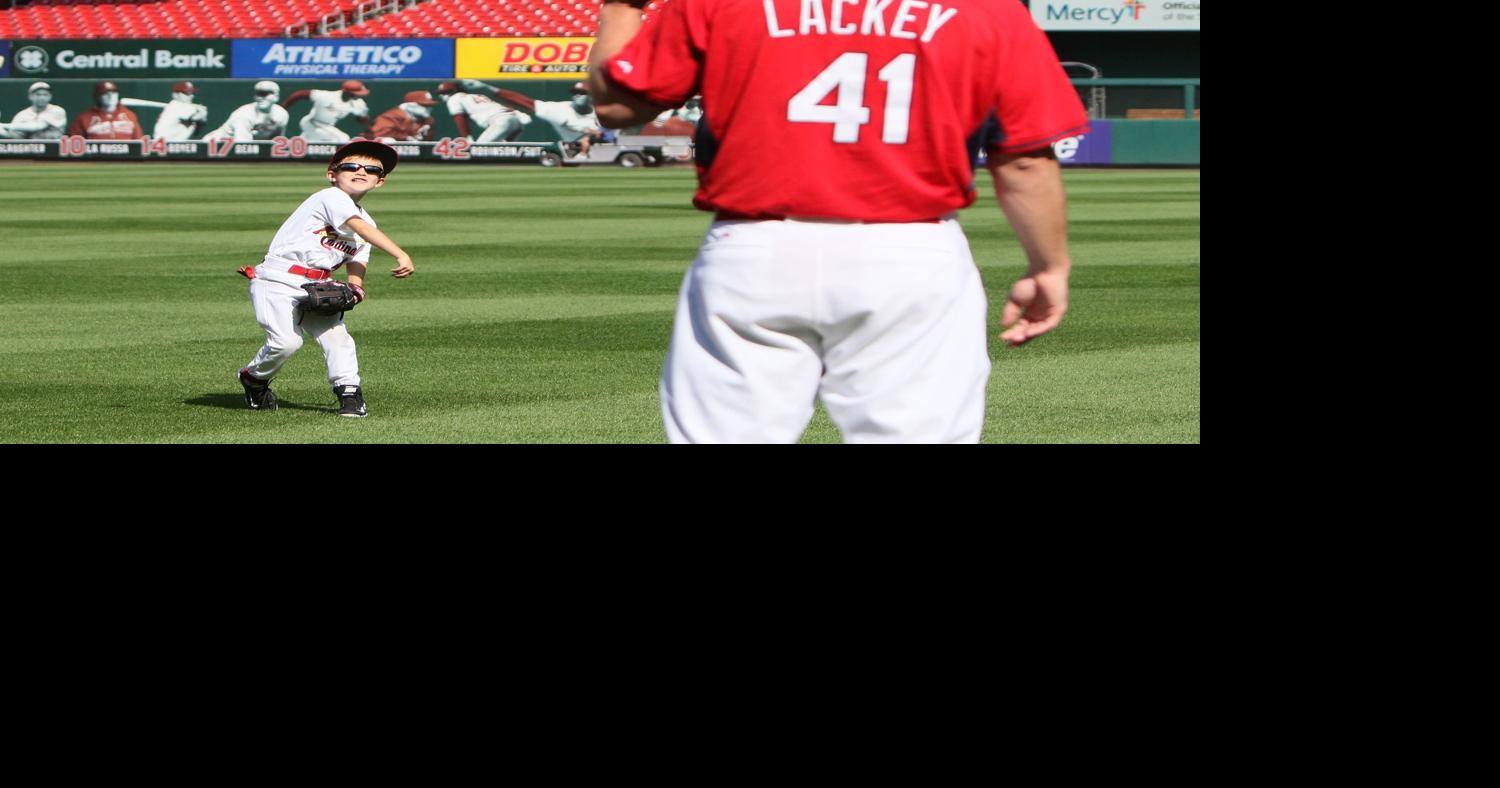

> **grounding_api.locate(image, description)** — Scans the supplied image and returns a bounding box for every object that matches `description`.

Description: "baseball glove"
[300,281,363,315]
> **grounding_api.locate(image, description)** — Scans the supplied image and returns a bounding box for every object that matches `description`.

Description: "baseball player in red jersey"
[589,0,1087,443]
[67,81,144,140]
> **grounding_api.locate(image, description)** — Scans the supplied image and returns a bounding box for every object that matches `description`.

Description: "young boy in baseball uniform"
[237,139,416,418]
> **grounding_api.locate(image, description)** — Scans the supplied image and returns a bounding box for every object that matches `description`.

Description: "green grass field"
[0,162,1199,443]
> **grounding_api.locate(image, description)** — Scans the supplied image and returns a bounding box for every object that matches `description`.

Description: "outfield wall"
[0,39,1199,166]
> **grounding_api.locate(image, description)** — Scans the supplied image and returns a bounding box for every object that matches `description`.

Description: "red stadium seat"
[2,0,649,38]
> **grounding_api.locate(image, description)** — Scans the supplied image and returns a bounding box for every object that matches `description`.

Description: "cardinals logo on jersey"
[313,225,363,257]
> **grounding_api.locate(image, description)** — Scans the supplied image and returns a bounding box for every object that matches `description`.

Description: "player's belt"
[287,265,333,280]
[715,210,943,224]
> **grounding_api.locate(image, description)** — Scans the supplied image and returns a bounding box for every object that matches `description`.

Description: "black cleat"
[335,385,368,418]
[239,368,278,411]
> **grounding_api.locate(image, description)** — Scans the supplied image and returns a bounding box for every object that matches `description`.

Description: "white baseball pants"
[661,217,991,444]
[244,277,360,387]
[476,113,529,143]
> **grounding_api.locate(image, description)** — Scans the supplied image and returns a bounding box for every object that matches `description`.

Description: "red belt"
[288,265,332,280]
[715,210,941,224]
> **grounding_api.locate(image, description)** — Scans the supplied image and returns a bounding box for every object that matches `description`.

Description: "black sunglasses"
[333,163,386,177]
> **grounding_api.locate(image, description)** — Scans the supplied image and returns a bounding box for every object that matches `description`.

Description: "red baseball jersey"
[606,0,1088,222]
[67,107,144,141]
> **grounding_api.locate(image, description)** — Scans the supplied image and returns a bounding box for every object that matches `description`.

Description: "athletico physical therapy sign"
[231,39,455,79]
[8,39,230,78]
[1033,1,1200,31]
[456,38,595,80]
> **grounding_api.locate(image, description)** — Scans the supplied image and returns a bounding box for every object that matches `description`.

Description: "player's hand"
[391,255,415,278]
[999,270,1069,348]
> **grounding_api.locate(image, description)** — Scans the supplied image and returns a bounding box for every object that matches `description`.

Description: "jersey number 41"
[788,53,915,144]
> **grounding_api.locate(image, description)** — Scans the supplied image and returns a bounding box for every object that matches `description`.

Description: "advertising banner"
[231,39,455,80]
[1032,1,1201,31]
[456,38,594,81]
[1,41,11,78]
[1054,121,1112,165]
[8,40,231,78]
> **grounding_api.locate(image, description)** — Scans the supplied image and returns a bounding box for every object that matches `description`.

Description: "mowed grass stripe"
[0,163,1198,443]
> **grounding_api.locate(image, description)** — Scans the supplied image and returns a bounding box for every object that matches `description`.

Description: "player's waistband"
[714,210,951,224]
[288,265,333,280]
[261,258,336,280]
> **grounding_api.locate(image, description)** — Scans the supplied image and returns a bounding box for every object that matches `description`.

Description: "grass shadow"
[184,393,335,414]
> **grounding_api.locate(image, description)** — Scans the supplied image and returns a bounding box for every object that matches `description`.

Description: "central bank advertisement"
[231,39,455,79]
[7,39,230,78]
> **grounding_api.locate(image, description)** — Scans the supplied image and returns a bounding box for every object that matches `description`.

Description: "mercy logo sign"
[1035,0,1199,30]
[1045,2,1143,26]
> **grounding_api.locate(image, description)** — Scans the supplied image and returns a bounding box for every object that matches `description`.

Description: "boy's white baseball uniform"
[445,91,529,142]
[299,90,370,142]
[244,187,375,387]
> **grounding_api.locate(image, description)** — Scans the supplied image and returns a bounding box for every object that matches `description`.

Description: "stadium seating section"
[0,0,659,38]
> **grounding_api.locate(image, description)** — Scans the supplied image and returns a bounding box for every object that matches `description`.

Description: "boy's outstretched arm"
[346,217,415,278]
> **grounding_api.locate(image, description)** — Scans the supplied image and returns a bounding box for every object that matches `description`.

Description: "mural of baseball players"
[0,81,67,140]
[120,81,210,141]
[433,80,529,143]
[203,81,290,142]
[455,79,601,157]
[363,90,440,143]
[66,80,144,140]
[283,80,371,143]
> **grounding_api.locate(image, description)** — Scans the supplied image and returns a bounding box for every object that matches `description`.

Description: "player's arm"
[228,112,255,140]
[6,117,50,134]
[344,261,368,302]
[281,89,312,109]
[988,148,1073,348]
[492,88,538,114]
[588,1,673,129]
[345,216,415,278]
[185,104,208,133]
[455,79,533,112]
